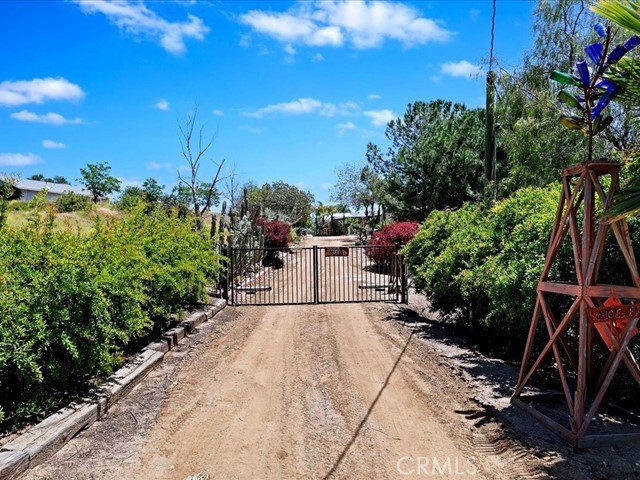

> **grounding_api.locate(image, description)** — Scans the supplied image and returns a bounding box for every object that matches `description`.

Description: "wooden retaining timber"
[0,299,226,480]
[512,162,640,447]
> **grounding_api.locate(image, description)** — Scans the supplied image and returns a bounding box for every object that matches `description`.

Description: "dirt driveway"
[21,237,637,480]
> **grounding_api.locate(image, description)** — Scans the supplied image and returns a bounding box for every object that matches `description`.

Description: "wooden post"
[512,162,640,446]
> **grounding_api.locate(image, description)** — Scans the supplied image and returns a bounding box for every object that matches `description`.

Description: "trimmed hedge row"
[0,207,223,424]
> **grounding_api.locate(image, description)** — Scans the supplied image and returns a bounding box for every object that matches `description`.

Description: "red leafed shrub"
[366,221,419,263]
[262,219,292,248]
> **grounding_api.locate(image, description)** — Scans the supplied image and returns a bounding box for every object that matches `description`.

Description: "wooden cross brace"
[512,162,640,445]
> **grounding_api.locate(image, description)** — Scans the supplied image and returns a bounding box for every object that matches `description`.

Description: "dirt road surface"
[22,237,638,480]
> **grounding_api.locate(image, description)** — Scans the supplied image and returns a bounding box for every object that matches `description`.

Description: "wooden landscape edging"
[0,298,227,480]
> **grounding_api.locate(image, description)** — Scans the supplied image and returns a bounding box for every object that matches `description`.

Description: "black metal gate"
[226,244,407,306]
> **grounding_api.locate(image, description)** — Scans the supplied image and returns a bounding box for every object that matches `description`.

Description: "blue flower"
[594,23,607,37]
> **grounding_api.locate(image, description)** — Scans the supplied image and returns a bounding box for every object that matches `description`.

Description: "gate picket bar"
[227,244,407,306]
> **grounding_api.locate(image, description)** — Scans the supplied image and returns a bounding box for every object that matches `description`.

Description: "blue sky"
[0,0,535,205]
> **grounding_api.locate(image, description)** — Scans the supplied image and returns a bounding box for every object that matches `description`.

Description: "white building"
[11,179,91,202]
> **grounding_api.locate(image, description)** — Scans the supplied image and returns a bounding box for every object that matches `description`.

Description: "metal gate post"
[221,245,229,301]
[313,245,319,304]
[401,254,409,305]
[229,246,235,306]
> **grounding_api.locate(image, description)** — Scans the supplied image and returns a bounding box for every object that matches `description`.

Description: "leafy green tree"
[332,163,388,224]
[495,0,638,195]
[55,192,92,212]
[531,0,600,72]
[172,182,219,213]
[0,175,18,229]
[313,202,348,233]
[27,174,69,184]
[496,70,600,194]
[247,181,314,227]
[118,186,144,211]
[52,176,69,185]
[368,100,485,220]
[331,164,382,213]
[79,162,121,202]
[331,164,367,212]
[142,178,164,203]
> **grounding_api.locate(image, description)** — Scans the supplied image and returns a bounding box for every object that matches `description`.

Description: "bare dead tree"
[221,162,243,212]
[177,105,225,225]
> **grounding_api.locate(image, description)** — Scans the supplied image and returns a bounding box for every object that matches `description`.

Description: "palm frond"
[602,179,640,221]
[592,0,640,36]
[606,57,640,106]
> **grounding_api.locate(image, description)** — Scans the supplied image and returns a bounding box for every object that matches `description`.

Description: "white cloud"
[212,109,224,116]
[0,153,41,166]
[240,1,451,50]
[0,77,84,107]
[364,109,395,126]
[367,93,381,100]
[119,178,143,188]
[246,98,320,117]
[10,110,84,125]
[239,125,264,134]
[73,0,209,54]
[42,140,66,149]
[154,99,169,110]
[245,97,359,118]
[239,34,251,47]
[312,53,325,62]
[147,161,172,170]
[284,44,296,55]
[440,60,482,79]
[469,8,480,21]
[337,121,356,135]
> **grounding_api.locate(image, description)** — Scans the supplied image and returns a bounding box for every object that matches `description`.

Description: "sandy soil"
[21,236,640,480]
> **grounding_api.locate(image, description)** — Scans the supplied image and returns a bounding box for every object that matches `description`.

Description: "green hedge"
[0,208,223,423]
[405,183,637,352]
[404,183,640,404]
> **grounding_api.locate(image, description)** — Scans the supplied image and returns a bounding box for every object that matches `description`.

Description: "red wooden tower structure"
[512,161,640,447]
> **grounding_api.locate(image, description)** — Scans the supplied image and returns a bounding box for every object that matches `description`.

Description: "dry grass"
[5,206,122,233]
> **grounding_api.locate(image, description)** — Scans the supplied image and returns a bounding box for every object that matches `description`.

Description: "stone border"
[0,299,227,480]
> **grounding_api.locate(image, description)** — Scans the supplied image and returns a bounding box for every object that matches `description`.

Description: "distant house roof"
[13,179,90,196]
[321,212,369,222]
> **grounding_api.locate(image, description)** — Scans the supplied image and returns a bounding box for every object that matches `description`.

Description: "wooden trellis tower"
[512,161,640,447]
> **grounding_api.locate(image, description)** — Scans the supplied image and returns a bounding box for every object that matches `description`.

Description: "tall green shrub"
[0,208,222,423]
[404,184,563,355]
